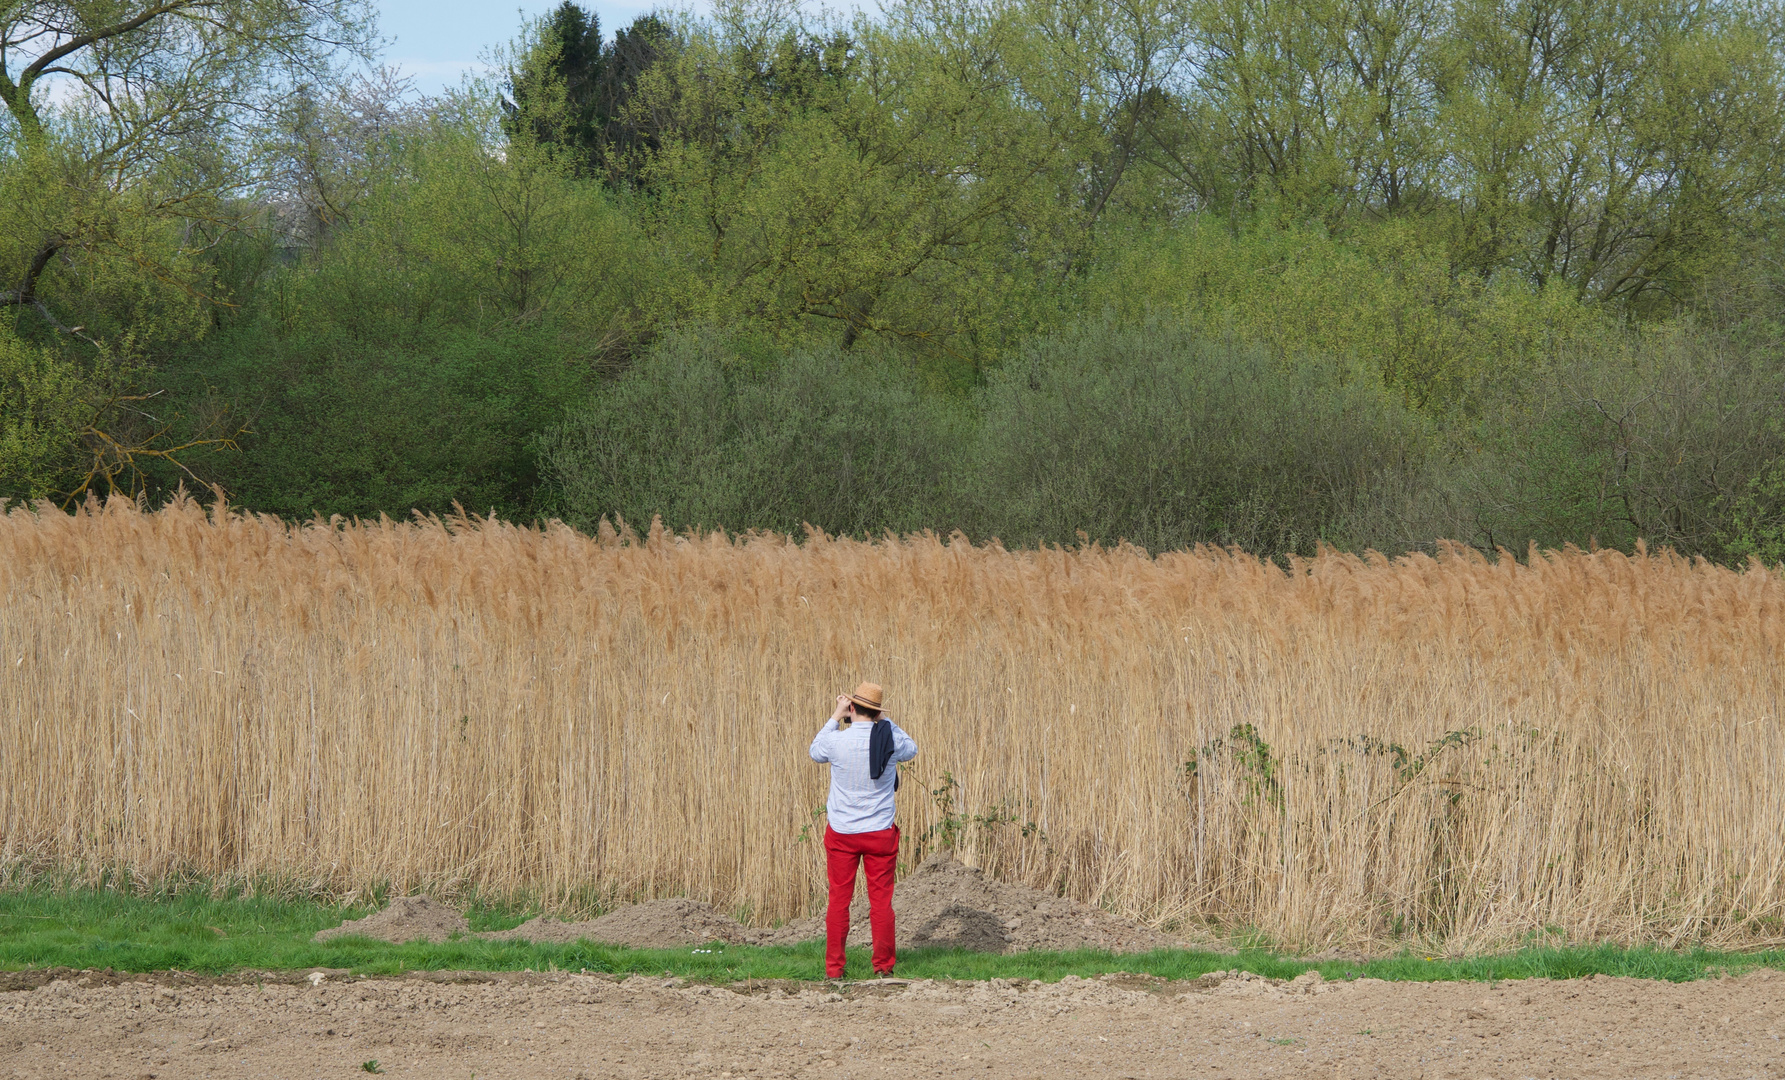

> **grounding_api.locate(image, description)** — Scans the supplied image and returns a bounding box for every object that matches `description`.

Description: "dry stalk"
[2,497,1782,950]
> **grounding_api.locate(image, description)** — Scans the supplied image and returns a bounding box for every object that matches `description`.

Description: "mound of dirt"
[312,896,468,944]
[482,899,747,948]
[745,850,1182,954]
[313,855,1186,954]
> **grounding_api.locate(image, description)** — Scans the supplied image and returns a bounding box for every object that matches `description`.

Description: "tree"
[1014,0,1195,261]
[634,0,1070,357]
[595,13,676,185]
[1,0,378,324]
[1439,0,1785,308]
[1134,0,1785,307]
[504,4,677,187]
[0,0,374,500]
[269,66,427,251]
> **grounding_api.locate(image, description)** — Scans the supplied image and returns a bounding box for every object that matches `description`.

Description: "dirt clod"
[481,899,747,948]
[908,902,1011,952]
[311,895,468,944]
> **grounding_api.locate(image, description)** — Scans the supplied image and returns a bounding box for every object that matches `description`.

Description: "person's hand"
[831,694,850,722]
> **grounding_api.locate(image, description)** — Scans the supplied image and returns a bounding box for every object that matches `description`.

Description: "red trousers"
[823,824,899,978]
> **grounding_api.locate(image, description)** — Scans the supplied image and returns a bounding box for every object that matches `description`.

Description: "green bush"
[155,319,593,521]
[140,86,655,523]
[1439,330,1785,562]
[962,322,1429,554]
[0,323,86,501]
[539,324,1430,556]
[536,334,967,536]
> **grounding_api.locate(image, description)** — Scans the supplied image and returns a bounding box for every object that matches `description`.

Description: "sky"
[375,0,663,95]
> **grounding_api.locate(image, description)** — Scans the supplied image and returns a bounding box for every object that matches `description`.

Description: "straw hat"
[848,682,884,712]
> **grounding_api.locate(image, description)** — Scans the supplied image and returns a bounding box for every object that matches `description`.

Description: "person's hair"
[852,703,882,721]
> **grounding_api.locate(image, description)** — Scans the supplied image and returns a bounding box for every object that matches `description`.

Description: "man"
[808,681,918,979]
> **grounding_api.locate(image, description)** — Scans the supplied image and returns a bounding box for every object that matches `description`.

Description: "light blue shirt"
[809,717,918,834]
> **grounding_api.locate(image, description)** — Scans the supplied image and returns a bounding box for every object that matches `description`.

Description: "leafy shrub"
[962,322,1429,554]
[540,323,1430,556]
[537,334,967,535]
[1441,331,1785,562]
[156,320,593,521]
[0,324,86,501]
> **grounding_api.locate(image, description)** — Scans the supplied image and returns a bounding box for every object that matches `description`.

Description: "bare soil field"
[2,965,1781,1079]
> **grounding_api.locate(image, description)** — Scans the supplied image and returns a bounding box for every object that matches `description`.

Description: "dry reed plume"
[4,495,1784,952]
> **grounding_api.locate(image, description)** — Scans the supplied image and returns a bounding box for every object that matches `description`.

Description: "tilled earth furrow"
[1,968,1781,1079]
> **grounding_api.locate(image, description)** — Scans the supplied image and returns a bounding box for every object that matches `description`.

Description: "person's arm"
[810,719,840,763]
[810,694,850,763]
[889,719,918,762]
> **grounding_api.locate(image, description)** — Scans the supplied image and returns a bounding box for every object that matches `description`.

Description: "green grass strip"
[0,887,1777,984]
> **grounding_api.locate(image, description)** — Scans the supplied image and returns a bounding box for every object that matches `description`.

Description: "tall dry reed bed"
[3,496,1784,951]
